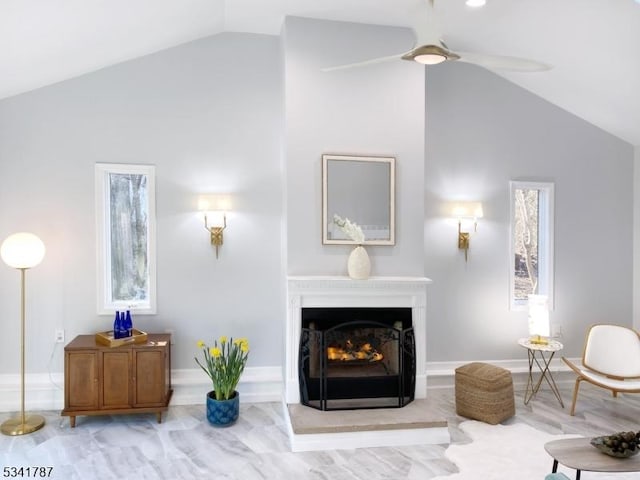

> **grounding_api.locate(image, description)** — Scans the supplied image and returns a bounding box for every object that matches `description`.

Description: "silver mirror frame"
[322,154,395,246]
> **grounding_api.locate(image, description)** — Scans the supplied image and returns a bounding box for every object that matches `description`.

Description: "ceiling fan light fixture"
[466,0,486,7]
[402,44,460,66]
[414,53,447,65]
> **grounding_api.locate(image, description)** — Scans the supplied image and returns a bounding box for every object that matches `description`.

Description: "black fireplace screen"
[299,307,415,410]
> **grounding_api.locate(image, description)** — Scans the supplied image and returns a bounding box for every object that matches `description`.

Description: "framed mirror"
[322,154,395,245]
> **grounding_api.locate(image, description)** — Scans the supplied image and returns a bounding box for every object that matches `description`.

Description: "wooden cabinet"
[62,333,172,427]
[65,350,99,411]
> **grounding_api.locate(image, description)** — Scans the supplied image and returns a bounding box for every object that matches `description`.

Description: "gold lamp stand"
[1,232,46,437]
[1,267,45,436]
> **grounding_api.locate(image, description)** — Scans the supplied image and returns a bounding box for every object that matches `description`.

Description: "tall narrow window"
[96,164,156,314]
[510,181,554,310]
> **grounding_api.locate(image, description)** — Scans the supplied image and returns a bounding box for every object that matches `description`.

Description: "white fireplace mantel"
[285,276,432,404]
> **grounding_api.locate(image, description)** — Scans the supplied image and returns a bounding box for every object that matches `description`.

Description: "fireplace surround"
[285,276,448,451]
[286,276,430,404]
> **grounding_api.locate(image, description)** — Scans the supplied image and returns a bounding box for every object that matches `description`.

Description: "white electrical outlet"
[55,329,65,343]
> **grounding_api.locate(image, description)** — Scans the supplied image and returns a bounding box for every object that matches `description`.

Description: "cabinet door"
[133,349,165,407]
[65,351,99,410]
[101,351,131,408]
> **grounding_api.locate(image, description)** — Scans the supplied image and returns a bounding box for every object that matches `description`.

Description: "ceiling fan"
[323,0,551,73]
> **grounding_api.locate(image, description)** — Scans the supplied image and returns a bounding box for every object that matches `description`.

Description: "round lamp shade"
[1,233,45,269]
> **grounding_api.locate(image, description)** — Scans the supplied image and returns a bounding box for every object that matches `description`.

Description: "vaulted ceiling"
[3,0,639,145]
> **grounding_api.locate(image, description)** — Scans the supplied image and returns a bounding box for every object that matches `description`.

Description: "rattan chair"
[563,324,640,415]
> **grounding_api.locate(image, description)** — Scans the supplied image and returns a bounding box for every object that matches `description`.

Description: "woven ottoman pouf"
[455,362,515,425]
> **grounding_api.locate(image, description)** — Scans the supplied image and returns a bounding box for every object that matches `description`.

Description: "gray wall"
[634,146,640,331]
[283,17,426,276]
[425,61,634,360]
[0,17,635,380]
[0,32,285,373]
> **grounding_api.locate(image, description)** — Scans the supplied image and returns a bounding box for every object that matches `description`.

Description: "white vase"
[347,245,371,280]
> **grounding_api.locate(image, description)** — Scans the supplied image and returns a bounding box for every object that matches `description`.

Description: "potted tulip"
[195,336,249,427]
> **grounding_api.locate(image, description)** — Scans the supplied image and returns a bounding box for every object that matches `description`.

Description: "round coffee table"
[545,437,640,479]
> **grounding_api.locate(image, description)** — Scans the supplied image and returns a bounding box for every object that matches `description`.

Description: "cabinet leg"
[156,412,162,424]
[70,416,76,428]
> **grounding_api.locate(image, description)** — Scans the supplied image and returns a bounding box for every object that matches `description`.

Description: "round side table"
[518,337,564,407]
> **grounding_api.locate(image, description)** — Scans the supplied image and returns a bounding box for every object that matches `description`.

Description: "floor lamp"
[1,232,46,436]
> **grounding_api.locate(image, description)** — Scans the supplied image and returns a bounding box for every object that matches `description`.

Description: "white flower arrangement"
[333,214,365,244]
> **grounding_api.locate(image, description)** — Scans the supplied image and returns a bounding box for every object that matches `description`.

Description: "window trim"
[509,181,555,311]
[95,163,157,315]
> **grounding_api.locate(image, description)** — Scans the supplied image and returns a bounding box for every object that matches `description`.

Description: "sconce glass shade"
[528,294,550,339]
[199,195,231,224]
[451,202,484,220]
[198,194,231,213]
[1,233,45,269]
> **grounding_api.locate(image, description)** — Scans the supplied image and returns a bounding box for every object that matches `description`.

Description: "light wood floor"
[2,382,640,480]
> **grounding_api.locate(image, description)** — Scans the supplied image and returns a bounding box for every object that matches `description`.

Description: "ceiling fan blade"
[456,51,552,72]
[321,51,409,72]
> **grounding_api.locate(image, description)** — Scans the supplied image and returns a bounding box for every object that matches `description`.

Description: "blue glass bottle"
[113,311,122,339]
[124,310,133,337]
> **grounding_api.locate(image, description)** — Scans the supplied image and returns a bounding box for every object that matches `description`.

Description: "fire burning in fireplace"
[299,307,415,410]
[326,340,384,363]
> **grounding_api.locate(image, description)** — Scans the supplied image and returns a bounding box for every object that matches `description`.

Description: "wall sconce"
[450,202,483,261]
[198,194,231,259]
[528,294,550,345]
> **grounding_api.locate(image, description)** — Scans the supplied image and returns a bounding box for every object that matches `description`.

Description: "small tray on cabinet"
[95,329,148,348]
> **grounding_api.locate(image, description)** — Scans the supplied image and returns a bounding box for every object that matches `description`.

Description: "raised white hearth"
[285,275,449,451]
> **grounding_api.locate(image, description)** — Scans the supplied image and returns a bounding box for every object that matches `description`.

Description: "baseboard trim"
[0,373,65,413]
[0,358,580,413]
[0,366,283,413]
[169,367,283,405]
[425,357,580,389]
